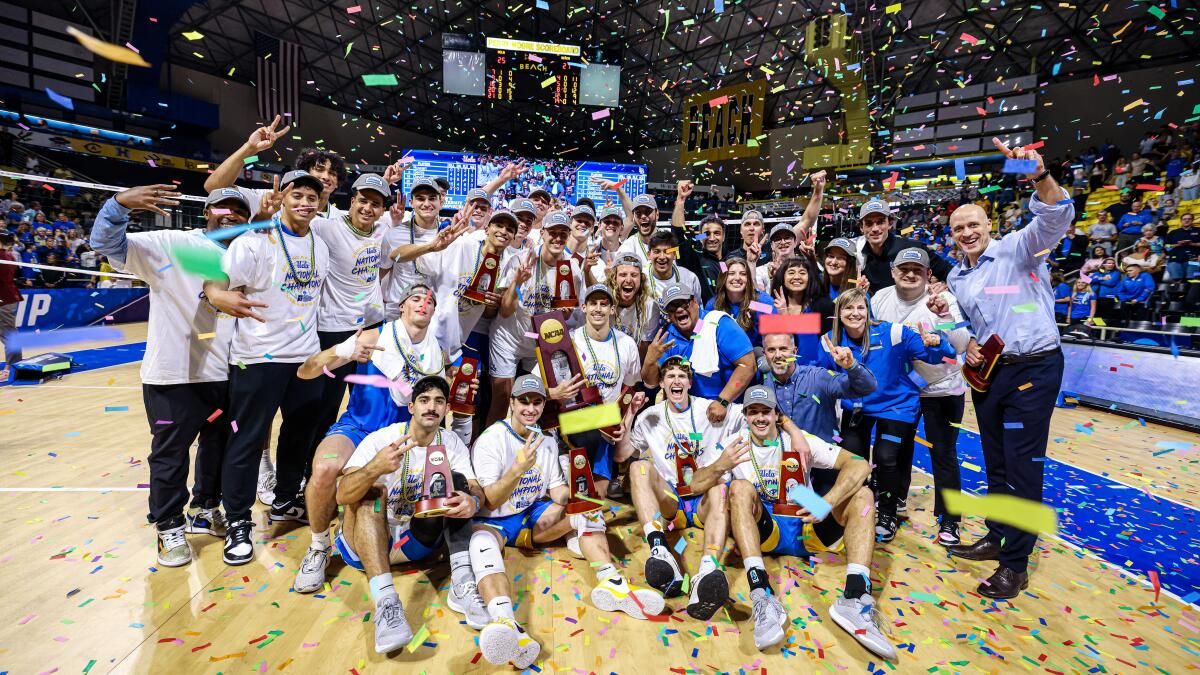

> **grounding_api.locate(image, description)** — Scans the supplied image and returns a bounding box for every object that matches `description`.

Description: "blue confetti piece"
[1002,158,1038,174]
[714,0,725,11]
[880,433,903,444]
[954,159,966,181]
[674,537,688,555]
[786,484,833,521]
[45,87,74,110]
[535,0,548,7]
[1003,421,1024,429]
[205,219,277,241]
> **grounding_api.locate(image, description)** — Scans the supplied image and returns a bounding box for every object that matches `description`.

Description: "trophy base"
[558,386,603,412]
[676,486,695,498]
[599,425,621,443]
[773,503,802,517]
[448,402,476,416]
[566,498,603,515]
[413,498,449,518]
[461,289,489,304]
[551,300,577,310]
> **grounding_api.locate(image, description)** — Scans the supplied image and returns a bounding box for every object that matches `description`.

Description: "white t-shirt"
[729,429,840,500]
[645,266,702,308]
[616,233,651,270]
[311,216,385,331]
[492,252,585,355]
[614,295,661,343]
[629,398,741,488]
[237,187,345,222]
[372,319,446,406]
[222,225,329,364]
[472,422,564,518]
[571,326,640,403]
[112,229,234,384]
[870,286,969,397]
[379,212,439,321]
[416,230,494,359]
[344,421,475,556]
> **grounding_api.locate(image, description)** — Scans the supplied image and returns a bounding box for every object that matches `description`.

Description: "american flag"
[255,32,301,124]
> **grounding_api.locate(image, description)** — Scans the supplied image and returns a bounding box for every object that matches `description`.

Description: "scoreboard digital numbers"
[574,162,648,207]
[399,150,478,210]
[485,37,581,105]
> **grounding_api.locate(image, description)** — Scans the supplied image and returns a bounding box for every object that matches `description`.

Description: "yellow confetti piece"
[961,461,982,472]
[182,31,205,41]
[913,436,932,448]
[558,401,621,435]
[66,27,150,67]
[1123,98,1147,112]
[197,332,216,340]
[1091,317,1106,326]
[885,2,902,13]
[942,490,1058,536]
[541,75,557,88]
[1017,382,1033,391]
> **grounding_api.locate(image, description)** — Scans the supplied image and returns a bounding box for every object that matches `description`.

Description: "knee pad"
[469,529,506,583]
[569,511,606,538]
[755,507,774,541]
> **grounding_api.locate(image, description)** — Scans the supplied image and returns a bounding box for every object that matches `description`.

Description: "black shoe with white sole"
[686,569,728,621]
[223,519,254,565]
[937,519,961,546]
[269,495,308,524]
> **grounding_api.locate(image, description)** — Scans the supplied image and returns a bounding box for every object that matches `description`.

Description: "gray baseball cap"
[741,209,764,224]
[511,374,547,399]
[631,194,658,211]
[858,199,894,220]
[398,282,437,305]
[204,187,251,211]
[743,385,778,410]
[612,252,642,269]
[660,282,694,308]
[572,204,596,221]
[466,187,490,204]
[768,223,796,240]
[825,237,855,256]
[542,211,571,230]
[583,283,614,302]
[528,187,552,201]
[489,208,519,227]
[510,198,537,215]
[280,170,324,194]
[351,173,391,200]
[598,205,624,221]
[892,247,930,268]
[410,178,439,195]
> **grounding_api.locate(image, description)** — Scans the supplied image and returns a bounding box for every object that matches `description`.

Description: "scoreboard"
[574,161,647,207]
[399,150,478,210]
[485,38,581,105]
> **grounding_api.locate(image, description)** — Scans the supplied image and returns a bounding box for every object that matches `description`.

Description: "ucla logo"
[350,242,381,284]
[509,466,545,511]
[282,257,319,305]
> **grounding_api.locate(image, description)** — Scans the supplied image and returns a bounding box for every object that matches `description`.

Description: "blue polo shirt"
[658,314,754,399]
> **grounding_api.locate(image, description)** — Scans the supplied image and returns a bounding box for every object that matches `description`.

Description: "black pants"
[313,329,359,453]
[223,362,325,523]
[919,394,965,522]
[971,349,1064,573]
[143,382,229,529]
[839,412,916,519]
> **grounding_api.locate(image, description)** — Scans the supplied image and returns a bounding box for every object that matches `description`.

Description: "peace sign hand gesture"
[646,329,677,362]
[246,116,290,153]
[513,250,536,286]
[515,433,543,473]
[429,217,470,253]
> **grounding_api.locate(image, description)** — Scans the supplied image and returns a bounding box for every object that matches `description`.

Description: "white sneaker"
[257,454,276,506]
[293,546,330,593]
[185,507,227,537]
[590,576,665,619]
[480,617,540,668]
[829,594,896,660]
[644,546,684,597]
[374,596,414,654]
[750,588,787,650]
[686,567,729,621]
[156,524,192,567]
[446,577,489,630]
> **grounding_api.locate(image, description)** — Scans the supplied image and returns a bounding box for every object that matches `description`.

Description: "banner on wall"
[9,129,212,173]
[681,80,766,164]
[11,288,149,330]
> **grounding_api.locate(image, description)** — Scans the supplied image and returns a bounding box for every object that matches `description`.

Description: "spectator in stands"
[1089,157,1107,191]
[1091,257,1122,325]
[1080,245,1109,276]
[1088,211,1118,256]
[1064,277,1096,333]
[1180,170,1199,202]
[1117,261,1155,321]
[1138,133,1159,159]
[1116,200,1153,253]
[77,243,98,275]
[1050,225,1087,273]
[1105,191,1134,222]
[1130,152,1156,180]
[4,201,22,226]
[51,212,72,232]
[13,222,32,247]
[0,231,20,378]
[22,201,42,224]
[35,253,68,288]
[1160,196,1178,223]
[1052,270,1070,323]
[1165,151,1186,180]
[1166,213,1198,281]
[1112,157,1131,190]
[1137,224,1165,259]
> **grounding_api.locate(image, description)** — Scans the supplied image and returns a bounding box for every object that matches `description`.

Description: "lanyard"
[747,432,782,500]
[392,321,441,379]
[395,423,443,504]
[274,217,317,286]
[662,399,698,456]
[582,327,620,387]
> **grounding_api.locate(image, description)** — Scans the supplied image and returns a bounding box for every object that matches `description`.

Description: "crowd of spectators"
[0,190,129,288]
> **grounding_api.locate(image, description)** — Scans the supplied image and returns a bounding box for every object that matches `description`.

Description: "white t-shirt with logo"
[343,421,475,560]
[379,212,439,321]
[614,295,661,343]
[222,225,329,364]
[372,319,446,406]
[472,423,564,518]
[729,430,840,501]
[113,228,234,384]
[645,266,702,308]
[311,216,384,331]
[570,326,640,403]
[628,398,742,488]
[416,230,494,359]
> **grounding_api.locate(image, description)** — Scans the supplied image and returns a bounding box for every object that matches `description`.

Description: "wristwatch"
[716,397,730,408]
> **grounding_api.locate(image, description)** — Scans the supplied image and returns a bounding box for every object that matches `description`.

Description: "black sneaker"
[874,514,899,543]
[937,519,961,546]
[644,547,684,598]
[686,568,729,621]
[223,519,255,565]
[270,495,308,524]
[896,497,909,520]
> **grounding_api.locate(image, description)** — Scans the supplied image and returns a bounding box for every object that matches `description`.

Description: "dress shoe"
[948,537,1000,561]
[977,566,1029,600]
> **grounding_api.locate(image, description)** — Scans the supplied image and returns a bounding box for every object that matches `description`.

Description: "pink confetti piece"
[960,32,979,45]
[18,613,35,625]
[748,300,774,314]
[209,208,231,215]
[528,54,542,63]
[322,366,335,378]
[524,331,539,339]
[984,285,1019,294]
[592,108,610,121]
[231,420,238,433]
[346,4,362,12]
[146,159,156,168]
[708,95,729,107]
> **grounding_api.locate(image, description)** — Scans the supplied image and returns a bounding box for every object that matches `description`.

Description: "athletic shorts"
[324,419,370,448]
[476,499,556,548]
[669,484,706,530]
[488,319,537,379]
[760,500,845,558]
[335,528,439,570]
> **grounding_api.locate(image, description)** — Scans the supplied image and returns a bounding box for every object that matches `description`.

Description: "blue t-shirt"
[1117,210,1153,235]
[703,291,773,347]
[1067,289,1094,320]
[1053,282,1070,317]
[658,314,754,399]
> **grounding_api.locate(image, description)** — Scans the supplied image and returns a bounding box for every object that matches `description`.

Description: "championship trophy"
[772,449,806,517]
[674,435,699,497]
[599,386,635,442]
[449,357,480,415]
[566,447,603,515]
[532,310,601,411]
[552,261,578,309]
[413,445,451,518]
[462,249,501,303]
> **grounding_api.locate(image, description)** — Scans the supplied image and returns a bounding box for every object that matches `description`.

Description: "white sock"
[368,574,397,605]
[846,562,871,582]
[487,596,515,620]
[450,551,473,586]
[642,521,661,539]
[595,563,619,583]
[744,556,765,573]
[310,528,331,551]
[697,554,717,577]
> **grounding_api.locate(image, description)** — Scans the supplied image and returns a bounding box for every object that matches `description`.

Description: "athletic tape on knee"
[570,512,606,537]
[469,529,506,582]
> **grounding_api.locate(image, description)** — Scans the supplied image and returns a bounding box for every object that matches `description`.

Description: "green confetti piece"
[1011,303,1038,314]
[242,155,258,165]
[908,591,942,603]
[171,244,226,279]
[374,499,381,513]
[362,73,398,86]
[406,623,430,652]
[1180,316,1200,327]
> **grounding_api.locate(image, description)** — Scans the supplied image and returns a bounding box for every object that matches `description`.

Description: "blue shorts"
[334,529,438,570]
[760,500,844,558]
[324,419,370,447]
[476,499,556,548]
[669,485,706,530]
[590,439,614,481]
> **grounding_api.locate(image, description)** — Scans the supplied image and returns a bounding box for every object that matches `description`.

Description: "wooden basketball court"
[1,323,1197,673]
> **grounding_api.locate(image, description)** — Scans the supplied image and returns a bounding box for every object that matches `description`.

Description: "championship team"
[89,120,1072,665]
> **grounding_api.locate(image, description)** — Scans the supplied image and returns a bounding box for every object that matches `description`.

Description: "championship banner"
[681,80,766,164]
[10,129,213,173]
[10,288,149,329]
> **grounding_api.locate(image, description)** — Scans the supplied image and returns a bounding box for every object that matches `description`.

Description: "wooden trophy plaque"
[674,437,699,497]
[552,261,578,309]
[599,386,634,443]
[532,310,601,412]
[773,449,805,517]
[462,249,501,303]
[448,357,480,416]
[566,447,603,515]
[962,334,1005,393]
[413,445,451,518]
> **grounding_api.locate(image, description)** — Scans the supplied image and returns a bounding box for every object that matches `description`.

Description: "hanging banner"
[681,80,766,164]
[7,128,212,173]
